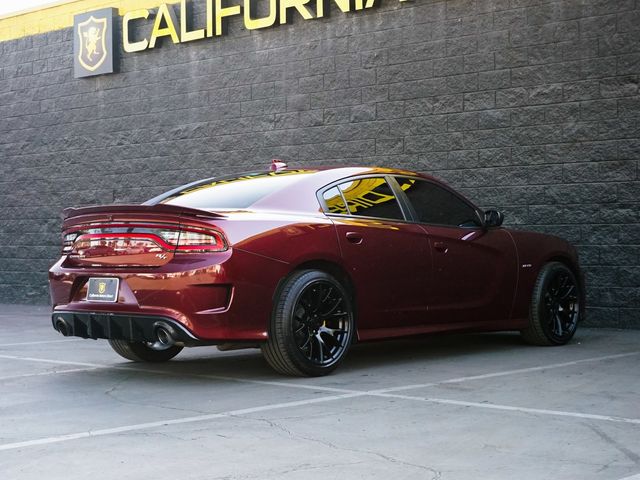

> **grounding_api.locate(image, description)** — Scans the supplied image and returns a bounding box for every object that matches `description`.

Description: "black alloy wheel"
[521,262,581,346]
[293,279,352,367]
[262,270,355,376]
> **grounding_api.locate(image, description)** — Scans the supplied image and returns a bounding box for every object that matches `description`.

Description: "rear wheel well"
[293,260,355,299]
[273,260,358,341]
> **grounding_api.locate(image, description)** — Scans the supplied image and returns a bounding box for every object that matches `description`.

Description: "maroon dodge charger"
[49,165,584,376]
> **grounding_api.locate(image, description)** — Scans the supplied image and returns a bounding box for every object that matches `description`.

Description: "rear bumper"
[48,248,291,342]
[51,311,212,346]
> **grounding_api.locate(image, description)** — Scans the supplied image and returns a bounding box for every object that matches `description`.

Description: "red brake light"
[62,233,78,254]
[174,229,226,252]
[62,224,227,255]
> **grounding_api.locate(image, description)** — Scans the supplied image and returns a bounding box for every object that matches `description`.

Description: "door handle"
[433,241,448,252]
[345,232,363,244]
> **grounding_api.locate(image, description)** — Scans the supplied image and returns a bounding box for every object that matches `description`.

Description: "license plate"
[86,277,119,302]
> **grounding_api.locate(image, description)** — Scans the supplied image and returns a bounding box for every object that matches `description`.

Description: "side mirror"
[484,209,504,228]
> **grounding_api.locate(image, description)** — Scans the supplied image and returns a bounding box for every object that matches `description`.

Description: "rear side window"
[335,177,404,221]
[322,187,348,214]
[395,177,480,228]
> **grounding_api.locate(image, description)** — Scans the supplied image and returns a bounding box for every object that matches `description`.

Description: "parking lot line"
[0,353,356,392]
[0,391,366,452]
[0,367,101,381]
[371,392,640,426]
[1,349,639,452]
[371,351,640,395]
[0,339,83,347]
[1,373,638,452]
[0,354,107,368]
[1,351,638,397]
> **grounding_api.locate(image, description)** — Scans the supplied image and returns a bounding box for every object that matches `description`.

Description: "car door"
[321,176,432,337]
[393,176,518,326]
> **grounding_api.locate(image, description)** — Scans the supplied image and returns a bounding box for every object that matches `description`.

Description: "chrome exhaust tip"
[153,322,176,347]
[156,327,174,346]
[55,317,71,336]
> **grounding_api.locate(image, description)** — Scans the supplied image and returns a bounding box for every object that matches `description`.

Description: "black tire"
[108,339,183,362]
[261,270,355,377]
[521,262,581,346]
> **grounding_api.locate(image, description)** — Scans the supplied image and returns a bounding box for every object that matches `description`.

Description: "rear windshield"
[153,170,314,209]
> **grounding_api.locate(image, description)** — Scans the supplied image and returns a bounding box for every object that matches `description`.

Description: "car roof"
[250,166,437,214]
[146,166,442,215]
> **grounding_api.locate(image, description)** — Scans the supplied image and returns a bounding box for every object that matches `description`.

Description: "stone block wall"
[0,0,638,326]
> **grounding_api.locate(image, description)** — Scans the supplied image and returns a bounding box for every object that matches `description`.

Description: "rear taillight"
[62,224,227,255]
[174,229,226,253]
[156,228,226,252]
[158,230,180,244]
[62,233,78,254]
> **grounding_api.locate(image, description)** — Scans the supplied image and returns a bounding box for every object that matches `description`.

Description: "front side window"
[395,177,480,228]
[336,177,404,221]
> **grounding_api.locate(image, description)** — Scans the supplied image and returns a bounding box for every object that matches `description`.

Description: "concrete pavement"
[0,304,639,479]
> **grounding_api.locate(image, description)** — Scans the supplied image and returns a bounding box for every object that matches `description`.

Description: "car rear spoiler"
[63,204,224,221]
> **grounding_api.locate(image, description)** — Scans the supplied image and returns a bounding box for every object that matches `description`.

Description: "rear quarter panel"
[213,212,343,338]
[219,212,342,266]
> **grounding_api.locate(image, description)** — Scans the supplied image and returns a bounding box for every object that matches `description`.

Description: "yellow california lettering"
[215,0,242,36]
[181,0,205,42]
[279,0,314,24]
[244,0,277,30]
[115,0,404,54]
[149,3,180,48]
[122,9,150,53]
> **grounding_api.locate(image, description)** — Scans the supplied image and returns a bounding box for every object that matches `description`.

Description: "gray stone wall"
[0,0,638,327]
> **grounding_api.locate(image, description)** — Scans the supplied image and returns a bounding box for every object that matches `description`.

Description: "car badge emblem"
[98,281,107,294]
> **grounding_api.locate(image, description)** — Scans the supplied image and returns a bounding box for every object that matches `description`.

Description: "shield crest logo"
[98,282,106,294]
[77,16,108,72]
